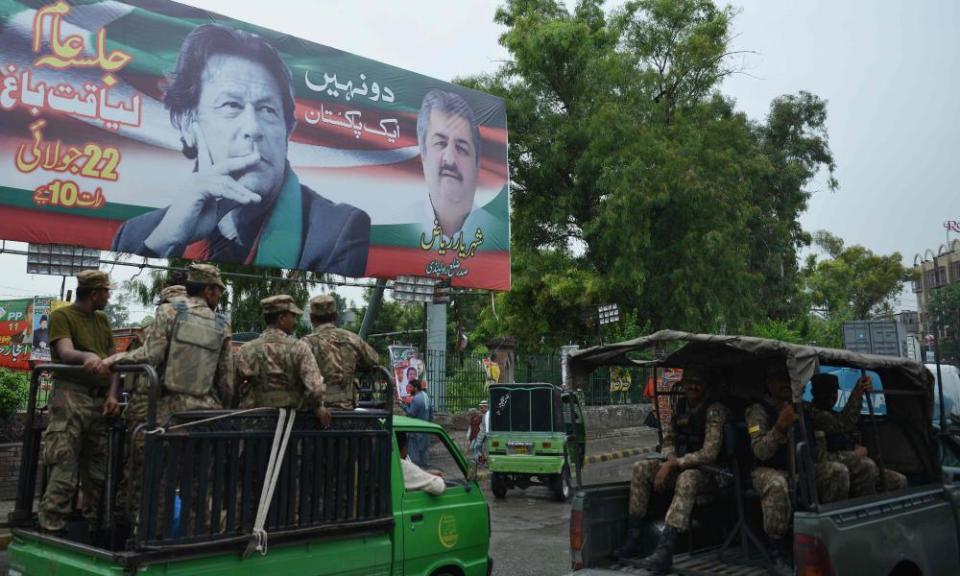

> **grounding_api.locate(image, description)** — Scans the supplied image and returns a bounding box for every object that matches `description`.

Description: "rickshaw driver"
[745,363,849,574]
[615,368,730,573]
[808,373,908,495]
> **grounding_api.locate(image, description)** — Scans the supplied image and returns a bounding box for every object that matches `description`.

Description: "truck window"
[404,432,469,488]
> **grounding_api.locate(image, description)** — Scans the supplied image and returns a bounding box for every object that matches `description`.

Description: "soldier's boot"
[613,515,645,560]
[767,537,793,576]
[639,525,678,574]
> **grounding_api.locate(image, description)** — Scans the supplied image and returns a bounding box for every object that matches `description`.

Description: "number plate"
[506,442,533,455]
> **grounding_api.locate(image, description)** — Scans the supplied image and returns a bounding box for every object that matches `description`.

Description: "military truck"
[565,331,960,576]
[6,364,492,576]
[486,382,586,501]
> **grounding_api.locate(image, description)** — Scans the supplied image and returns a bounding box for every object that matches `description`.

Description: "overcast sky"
[1,0,956,316]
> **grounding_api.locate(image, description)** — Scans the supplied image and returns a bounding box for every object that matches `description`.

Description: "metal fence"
[425,350,651,413]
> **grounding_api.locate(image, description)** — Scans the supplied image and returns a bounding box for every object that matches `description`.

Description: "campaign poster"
[0,0,510,289]
[28,296,54,361]
[389,344,426,402]
[0,298,33,370]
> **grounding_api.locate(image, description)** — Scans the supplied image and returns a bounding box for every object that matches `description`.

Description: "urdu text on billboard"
[0,1,510,290]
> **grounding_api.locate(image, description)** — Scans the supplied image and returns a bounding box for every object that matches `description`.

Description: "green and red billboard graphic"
[0,299,33,370]
[0,1,510,290]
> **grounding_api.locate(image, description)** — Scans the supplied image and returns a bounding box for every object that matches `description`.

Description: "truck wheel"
[553,464,572,502]
[491,473,507,499]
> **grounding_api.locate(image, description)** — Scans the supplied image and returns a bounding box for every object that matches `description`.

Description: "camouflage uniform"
[746,400,850,538]
[39,270,115,532]
[808,392,908,495]
[300,295,379,410]
[628,402,729,530]
[111,268,232,525]
[236,295,325,409]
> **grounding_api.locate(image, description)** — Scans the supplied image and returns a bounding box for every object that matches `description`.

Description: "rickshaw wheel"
[491,473,508,498]
[553,464,572,502]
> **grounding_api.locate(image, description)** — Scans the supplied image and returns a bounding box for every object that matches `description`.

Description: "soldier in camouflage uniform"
[39,270,120,534]
[102,266,233,527]
[615,369,729,572]
[746,363,849,574]
[300,294,379,410]
[112,285,186,521]
[235,295,331,427]
[809,373,908,495]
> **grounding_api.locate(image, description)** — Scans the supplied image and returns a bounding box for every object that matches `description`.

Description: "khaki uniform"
[112,294,232,525]
[301,323,378,409]
[808,397,908,495]
[746,401,849,538]
[39,271,115,532]
[236,327,325,409]
[628,402,728,531]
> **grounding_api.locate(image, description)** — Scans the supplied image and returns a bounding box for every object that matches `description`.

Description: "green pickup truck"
[486,383,586,502]
[7,365,492,576]
[566,331,960,576]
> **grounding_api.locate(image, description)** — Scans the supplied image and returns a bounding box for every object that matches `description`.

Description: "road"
[489,452,648,576]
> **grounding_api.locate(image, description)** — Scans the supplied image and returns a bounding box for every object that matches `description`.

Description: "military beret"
[76,269,116,289]
[309,294,337,316]
[159,285,187,303]
[261,294,304,315]
[187,263,225,289]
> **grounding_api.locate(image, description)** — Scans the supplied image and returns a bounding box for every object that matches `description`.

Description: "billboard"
[0,1,510,290]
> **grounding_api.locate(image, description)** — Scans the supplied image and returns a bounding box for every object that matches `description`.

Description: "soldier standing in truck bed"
[300,294,379,410]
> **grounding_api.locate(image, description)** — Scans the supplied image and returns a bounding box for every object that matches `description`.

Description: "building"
[913,239,960,337]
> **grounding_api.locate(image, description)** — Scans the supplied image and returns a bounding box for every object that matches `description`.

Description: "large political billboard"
[0,1,510,290]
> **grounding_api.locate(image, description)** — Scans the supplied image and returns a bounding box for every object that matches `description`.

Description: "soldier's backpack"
[162,301,227,396]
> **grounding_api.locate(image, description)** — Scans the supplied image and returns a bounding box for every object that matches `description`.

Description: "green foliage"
[926,283,960,361]
[456,0,838,348]
[0,368,28,419]
[802,231,912,319]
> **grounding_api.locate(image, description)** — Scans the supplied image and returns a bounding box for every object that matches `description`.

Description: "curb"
[585,447,652,465]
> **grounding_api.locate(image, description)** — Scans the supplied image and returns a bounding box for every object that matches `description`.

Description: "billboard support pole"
[359,279,387,340]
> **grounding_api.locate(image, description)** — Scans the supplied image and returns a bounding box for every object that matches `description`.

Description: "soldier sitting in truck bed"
[808,372,908,495]
[615,368,730,573]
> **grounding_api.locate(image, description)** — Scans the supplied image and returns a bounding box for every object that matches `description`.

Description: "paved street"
[489,448,654,576]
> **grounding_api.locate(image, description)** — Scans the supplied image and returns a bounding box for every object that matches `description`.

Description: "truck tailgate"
[567,550,770,575]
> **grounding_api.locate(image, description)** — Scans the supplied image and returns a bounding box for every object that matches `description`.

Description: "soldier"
[102,267,232,530]
[110,284,187,522]
[808,373,908,495]
[615,368,729,573]
[300,294,379,410]
[235,295,331,426]
[39,270,120,534]
[746,363,850,574]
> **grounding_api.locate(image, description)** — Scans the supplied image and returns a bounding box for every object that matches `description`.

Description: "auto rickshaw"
[486,382,586,501]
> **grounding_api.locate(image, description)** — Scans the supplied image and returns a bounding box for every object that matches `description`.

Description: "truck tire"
[491,473,507,499]
[552,464,572,502]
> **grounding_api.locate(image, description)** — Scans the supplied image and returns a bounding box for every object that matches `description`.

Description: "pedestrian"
[808,373,908,495]
[39,270,120,535]
[745,362,849,575]
[402,379,433,467]
[300,294,379,410]
[235,295,330,426]
[614,368,730,573]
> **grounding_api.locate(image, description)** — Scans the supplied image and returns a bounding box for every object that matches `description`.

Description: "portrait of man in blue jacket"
[112,24,371,277]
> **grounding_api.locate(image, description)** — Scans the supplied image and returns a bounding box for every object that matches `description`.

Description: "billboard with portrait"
[0,1,510,290]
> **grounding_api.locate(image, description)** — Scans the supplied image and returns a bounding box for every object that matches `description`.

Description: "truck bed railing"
[138,409,393,550]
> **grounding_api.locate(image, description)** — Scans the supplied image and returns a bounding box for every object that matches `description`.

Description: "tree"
[104,284,133,327]
[926,283,960,361]
[459,0,837,349]
[802,231,912,320]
